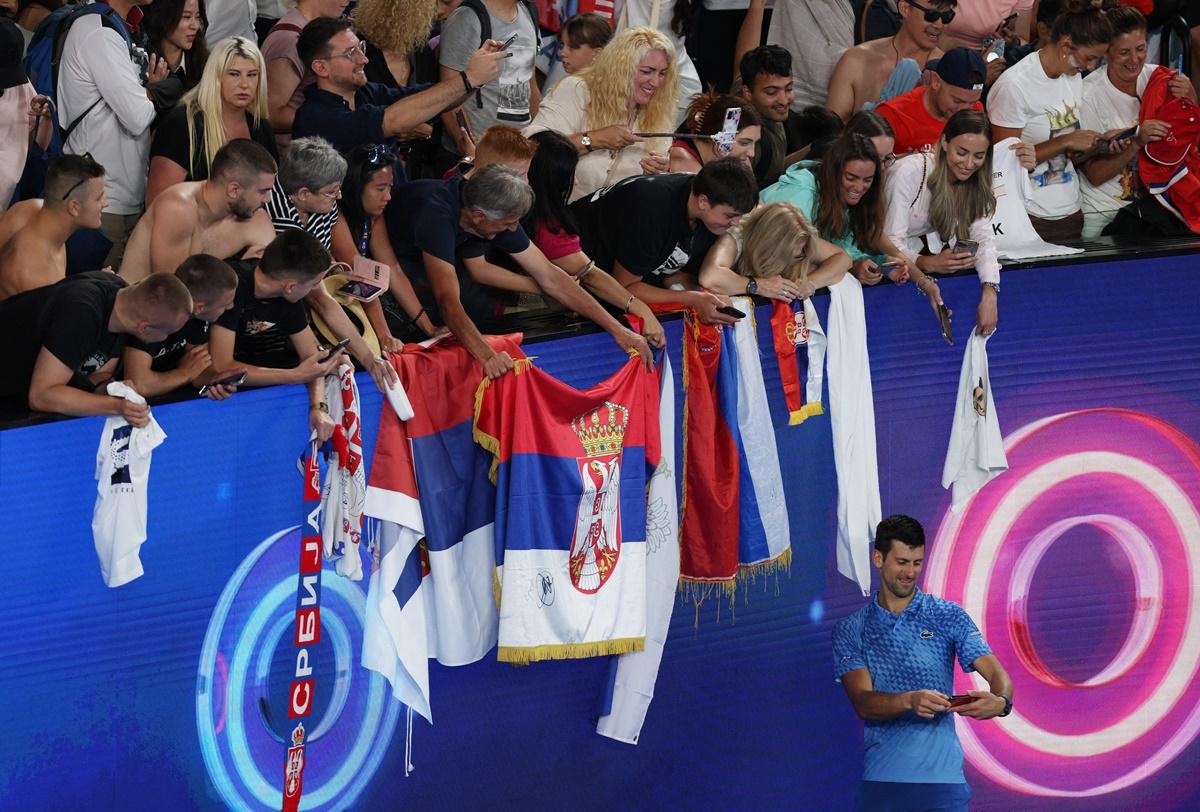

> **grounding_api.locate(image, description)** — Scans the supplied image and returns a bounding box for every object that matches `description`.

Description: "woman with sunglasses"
[146,37,276,205]
[697,201,850,302]
[762,132,913,287]
[522,130,665,349]
[330,144,437,352]
[826,0,957,121]
[141,0,209,93]
[988,0,1113,241]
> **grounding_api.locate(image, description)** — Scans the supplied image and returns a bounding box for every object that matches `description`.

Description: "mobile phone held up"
[955,239,979,257]
[717,304,746,319]
[948,694,973,708]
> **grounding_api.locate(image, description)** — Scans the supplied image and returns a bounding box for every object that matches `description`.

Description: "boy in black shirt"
[0,272,193,424]
[208,230,347,441]
[570,157,759,325]
[123,255,241,400]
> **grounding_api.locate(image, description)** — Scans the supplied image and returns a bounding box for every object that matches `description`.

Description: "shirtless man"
[825,0,954,121]
[118,140,277,283]
[0,154,107,301]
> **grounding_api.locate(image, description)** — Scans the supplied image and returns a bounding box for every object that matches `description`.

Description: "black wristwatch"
[581,132,593,152]
[746,278,758,296]
[998,694,1012,717]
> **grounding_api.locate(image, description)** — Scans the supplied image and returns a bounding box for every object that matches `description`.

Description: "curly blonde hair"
[734,202,817,282]
[581,27,678,138]
[183,37,269,179]
[353,0,438,55]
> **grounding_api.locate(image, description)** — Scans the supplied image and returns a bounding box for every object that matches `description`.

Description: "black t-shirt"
[150,107,278,182]
[126,317,209,372]
[570,172,716,280]
[387,174,531,265]
[215,263,309,368]
[0,271,127,406]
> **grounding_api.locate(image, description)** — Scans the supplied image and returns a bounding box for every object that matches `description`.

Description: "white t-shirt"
[987,51,1085,219]
[1079,63,1155,216]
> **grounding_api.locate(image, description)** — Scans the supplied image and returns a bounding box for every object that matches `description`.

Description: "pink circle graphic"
[925,409,1200,798]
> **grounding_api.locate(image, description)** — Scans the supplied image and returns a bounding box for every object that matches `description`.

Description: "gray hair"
[278,137,348,196]
[462,164,535,220]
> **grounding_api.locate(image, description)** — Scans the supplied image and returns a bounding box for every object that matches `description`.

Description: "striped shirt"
[267,179,338,250]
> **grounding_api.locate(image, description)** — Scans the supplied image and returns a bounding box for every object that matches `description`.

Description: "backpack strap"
[267,21,304,38]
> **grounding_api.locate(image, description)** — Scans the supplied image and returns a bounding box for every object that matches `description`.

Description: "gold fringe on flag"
[498,637,645,664]
[787,401,825,426]
[472,356,536,483]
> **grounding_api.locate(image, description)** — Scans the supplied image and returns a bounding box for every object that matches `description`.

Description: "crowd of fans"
[0,0,1196,433]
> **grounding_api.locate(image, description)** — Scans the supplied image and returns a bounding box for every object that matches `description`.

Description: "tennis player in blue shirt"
[833,515,1013,811]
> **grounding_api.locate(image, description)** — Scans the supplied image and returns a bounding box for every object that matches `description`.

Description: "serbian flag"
[474,353,660,664]
[728,298,791,575]
[679,315,740,592]
[318,365,366,581]
[596,353,678,743]
[769,298,827,425]
[363,335,523,719]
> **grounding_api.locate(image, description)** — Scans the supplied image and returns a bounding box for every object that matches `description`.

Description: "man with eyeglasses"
[826,0,956,121]
[0,154,108,301]
[292,16,506,157]
[118,140,278,284]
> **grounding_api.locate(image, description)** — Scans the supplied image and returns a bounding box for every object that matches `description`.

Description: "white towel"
[826,277,881,596]
[596,355,679,744]
[988,137,1085,260]
[91,382,165,588]
[942,332,1008,510]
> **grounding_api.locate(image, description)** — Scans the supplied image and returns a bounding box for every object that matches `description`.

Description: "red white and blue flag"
[474,354,660,664]
[363,335,523,720]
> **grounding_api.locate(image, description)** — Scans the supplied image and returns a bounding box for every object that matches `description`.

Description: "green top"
[759,160,884,263]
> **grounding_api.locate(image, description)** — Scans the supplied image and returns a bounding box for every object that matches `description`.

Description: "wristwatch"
[746,278,758,296]
[581,132,593,152]
[998,694,1012,717]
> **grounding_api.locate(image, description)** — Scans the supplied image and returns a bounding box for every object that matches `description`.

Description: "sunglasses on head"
[62,152,102,200]
[907,0,955,25]
[365,144,396,166]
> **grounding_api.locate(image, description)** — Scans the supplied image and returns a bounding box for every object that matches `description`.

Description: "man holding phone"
[123,254,243,401]
[207,230,348,440]
[833,515,1013,811]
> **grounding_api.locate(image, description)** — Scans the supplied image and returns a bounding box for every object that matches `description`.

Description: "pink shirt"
[261,9,313,148]
[532,221,581,262]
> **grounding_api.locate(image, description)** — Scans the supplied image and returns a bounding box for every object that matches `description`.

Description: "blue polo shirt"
[832,588,992,784]
[292,81,431,155]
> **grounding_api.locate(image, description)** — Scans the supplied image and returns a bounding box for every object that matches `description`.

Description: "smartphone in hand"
[319,338,351,362]
[717,305,746,319]
[955,240,979,257]
[948,694,973,708]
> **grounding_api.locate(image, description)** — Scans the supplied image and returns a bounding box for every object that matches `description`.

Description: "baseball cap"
[929,47,986,92]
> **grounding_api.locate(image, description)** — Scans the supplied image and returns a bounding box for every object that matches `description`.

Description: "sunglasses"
[61,152,102,200]
[907,0,955,25]
[365,144,396,165]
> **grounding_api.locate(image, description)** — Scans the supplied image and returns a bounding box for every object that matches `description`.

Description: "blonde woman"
[883,110,1032,336]
[146,37,277,205]
[524,26,679,202]
[698,201,851,301]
